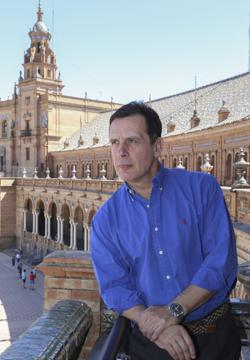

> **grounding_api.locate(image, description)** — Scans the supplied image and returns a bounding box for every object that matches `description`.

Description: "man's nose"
[118,142,128,156]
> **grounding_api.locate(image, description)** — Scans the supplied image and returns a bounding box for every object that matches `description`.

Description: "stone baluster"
[23,168,27,178]
[46,168,50,179]
[85,164,91,179]
[100,164,107,180]
[33,167,38,178]
[72,165,77,179]
[58,166,63,179]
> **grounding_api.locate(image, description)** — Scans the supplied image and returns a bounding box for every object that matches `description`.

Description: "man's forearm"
[122,305,146,324]
[171,284,213,317]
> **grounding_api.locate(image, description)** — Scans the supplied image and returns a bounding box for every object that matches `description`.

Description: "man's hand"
[156,325,196,360]
[138,305,178,341]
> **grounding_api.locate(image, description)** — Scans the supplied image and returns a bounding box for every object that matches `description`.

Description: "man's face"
[109,114,162,185]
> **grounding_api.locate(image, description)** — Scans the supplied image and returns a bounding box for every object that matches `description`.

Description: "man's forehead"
[109,130,144,140]
[109,114,147,133]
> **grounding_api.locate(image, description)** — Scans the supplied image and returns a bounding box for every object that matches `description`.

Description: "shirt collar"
[125,162,166,196]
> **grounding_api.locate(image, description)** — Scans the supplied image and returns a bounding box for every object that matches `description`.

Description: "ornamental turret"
[19,1,63,94]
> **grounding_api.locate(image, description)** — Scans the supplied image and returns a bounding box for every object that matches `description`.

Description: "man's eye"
[110,140,118,146]
[127,138,137,144]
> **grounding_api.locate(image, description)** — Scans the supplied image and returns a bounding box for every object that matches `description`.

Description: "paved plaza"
[0,251,44,355]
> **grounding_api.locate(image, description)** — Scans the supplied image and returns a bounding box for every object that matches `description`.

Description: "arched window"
[2,121,7,138]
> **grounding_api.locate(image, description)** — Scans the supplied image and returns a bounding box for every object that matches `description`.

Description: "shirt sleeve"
[90,206,145,314]
[191,175,237,294]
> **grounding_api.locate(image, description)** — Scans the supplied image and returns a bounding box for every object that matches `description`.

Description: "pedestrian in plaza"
[11,255,15,267]
[29,270,35,290]
[17,262,22,279]
[21,269,27,289]
[32,268,36,279]
[15,252,20,264]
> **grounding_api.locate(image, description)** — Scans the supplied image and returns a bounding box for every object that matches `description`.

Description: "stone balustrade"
[0,300,92,360]
[16,177,123,194]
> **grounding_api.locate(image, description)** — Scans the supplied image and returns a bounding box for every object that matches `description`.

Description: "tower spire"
[37,0,43,22]
[248,18,250,71]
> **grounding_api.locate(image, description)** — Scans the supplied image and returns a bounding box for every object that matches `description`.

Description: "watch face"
[169,303,184,319]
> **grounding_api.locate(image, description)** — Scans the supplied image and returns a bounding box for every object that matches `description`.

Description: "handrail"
[94,316,130,360]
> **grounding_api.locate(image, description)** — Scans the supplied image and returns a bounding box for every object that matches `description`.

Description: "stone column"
[23,210,27,231]
[73,223,77,250]
[83,224,87,251]
[35,212,39,234]
[47,216,51,240]
[57,216,60,242]
[44,215,48,238]
[60,219,64,244]
[86,225,90,252]
[32,211,36,234]
[70,221,73,248]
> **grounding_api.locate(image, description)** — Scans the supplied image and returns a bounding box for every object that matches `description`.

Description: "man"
[91,102,241,360]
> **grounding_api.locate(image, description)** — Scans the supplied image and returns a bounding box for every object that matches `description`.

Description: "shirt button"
[159,250,164,255]
[146,204,150,208]
[159,186,163,191]
[166,275,171,280]
[154,227,159,232]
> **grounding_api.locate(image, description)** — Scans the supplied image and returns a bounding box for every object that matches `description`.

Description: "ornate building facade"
[0,4,120,178]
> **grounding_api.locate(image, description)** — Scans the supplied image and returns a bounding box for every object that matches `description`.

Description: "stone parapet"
[0,300,92,360]
[0,178,16,250]
[16,177,123,195]
[234,223,250,264]
[37,251,101,358]
[223,187,250,225]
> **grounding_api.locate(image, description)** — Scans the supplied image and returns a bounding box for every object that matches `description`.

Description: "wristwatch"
[167,303,185,323]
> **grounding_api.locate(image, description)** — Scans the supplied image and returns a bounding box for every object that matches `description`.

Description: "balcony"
[20,129,32,137]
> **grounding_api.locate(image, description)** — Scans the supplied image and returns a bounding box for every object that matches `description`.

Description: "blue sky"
[0,0,249,103]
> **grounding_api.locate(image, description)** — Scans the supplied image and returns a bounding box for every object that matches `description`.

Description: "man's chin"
[117,172,131,182]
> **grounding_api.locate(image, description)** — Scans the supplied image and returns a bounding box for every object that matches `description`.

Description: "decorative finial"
[200,154,213,174]
[37,0,43,21]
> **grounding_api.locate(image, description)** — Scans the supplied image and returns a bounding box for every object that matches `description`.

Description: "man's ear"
[153,137,163,158]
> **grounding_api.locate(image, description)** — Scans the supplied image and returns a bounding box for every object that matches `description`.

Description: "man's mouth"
[118,164,132,170]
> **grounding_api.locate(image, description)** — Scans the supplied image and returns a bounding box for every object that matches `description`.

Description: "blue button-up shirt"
[91,166,237,321]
